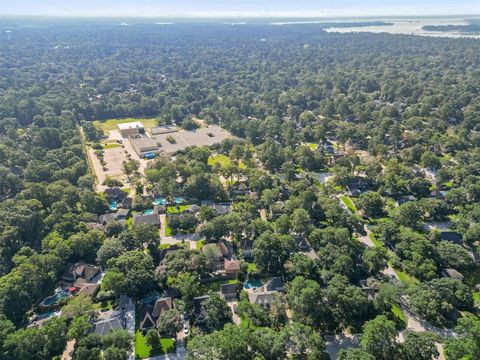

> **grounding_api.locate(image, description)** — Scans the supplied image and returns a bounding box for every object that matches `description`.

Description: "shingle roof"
[133,213,160,226]
[93,316,125,336]
[152,297,173,318]
[224,259,241,272]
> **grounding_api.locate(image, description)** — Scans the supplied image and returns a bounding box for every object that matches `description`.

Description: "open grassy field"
[93,118,158,131]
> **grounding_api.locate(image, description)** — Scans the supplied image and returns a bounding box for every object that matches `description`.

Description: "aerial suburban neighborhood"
[1,5,480,360]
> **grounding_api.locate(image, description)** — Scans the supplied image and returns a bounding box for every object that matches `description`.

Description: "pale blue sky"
[1,0,479,17]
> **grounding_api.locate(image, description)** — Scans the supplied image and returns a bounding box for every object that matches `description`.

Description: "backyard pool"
[174,196,185,204]
[109,201,118,210]
[244,279,263,289]
[40,288,71,308]
[144,209,154,215]
[153,197,167,205]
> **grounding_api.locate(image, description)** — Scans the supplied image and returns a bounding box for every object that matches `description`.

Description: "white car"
[183,323,190,336]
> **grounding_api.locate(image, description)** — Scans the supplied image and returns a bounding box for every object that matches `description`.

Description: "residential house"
[396,195,417,206]
[442,268,464,280]
[212,204,231,216]
[240,239,253,260]
[76,283,99,298]
[62,262,99,283]
[220,283,238,301]
[140,297,173,332]
[133,213,160,227]
[115,209,130,221]
[224,259,241,275]
[93,312,127,336]
[104,187,127,202]
[294,236,311,252]
[193,295,210,326]
[439,231,463,245]
[248,291,277,309]
[121,197,133,209]
[265,277,285,292]
[184,204,201,214]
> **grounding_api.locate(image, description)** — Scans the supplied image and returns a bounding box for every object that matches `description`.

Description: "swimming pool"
[109,201,118,210]
[153,197,167,205]
[244,279,263,289]
[174,197,185,204]
[144,209,154,215]
[40,288,71,307]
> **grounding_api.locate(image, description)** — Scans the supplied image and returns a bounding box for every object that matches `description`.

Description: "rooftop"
[117,121,144,130]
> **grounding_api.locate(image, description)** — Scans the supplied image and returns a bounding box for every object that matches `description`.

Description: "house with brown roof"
[224,259,241,275]
[140,297,173,332]
[62,262,99,283]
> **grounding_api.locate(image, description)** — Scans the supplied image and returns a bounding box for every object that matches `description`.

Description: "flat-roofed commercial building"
[118,122,145,137]
[130,136,160,156]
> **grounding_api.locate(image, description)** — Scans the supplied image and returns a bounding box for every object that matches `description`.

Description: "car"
[183,324,190,336]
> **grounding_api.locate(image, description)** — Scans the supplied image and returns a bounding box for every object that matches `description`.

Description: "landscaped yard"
[196,240,206,250]
[166,205,189,214]
[93,117,158,132]
[341,195,357,213]
[208,154,246,169]
[134,330,176,359]
[208,154,231,167]
[393,267,420,286]
[391,304,407,326]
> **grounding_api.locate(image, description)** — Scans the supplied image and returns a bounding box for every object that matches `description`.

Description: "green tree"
[361,315,397,360]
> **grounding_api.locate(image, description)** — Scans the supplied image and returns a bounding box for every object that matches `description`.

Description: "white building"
[118,122,144,137]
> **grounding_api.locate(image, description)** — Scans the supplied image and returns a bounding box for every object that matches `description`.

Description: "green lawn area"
[196,240,206,250]
[341,195,357,213]
[208,154,231,167]
[93,118,158,132]
[391,304,407,326]
[166,205,189,214]
[306,143,318,150]
[103,143,123,149]
[474,292,480,306]
[208,154,246,169]
[393,267,420,286]
[247,262,257,272]
[164,221,172,237]
[135,331,175,359]
[369,232,385,249]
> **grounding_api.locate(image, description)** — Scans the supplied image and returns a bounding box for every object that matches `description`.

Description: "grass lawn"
[196,240,206,250]
[103,143,123,149]
[164,222,172,237]
[341,195,357,213]
[208,154,231,167]
[369,232,385,249]
[93,118,158,132]
[134,330,175,359]
[393,267,420,286]
[166,205,189,214]
[391,304,407,326]
[473,292,480,306]
[247,262,257,272]
[306,143,318,150]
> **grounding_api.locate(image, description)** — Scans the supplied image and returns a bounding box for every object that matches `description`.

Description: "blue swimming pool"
[144,209,154,215]
[244,279,263,289]
[154,197,167,205]
[40,288,71,307]
[109,201,118,210]
[174,197,185,204]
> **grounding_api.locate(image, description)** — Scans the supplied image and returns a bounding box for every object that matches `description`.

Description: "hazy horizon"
[2,0,479,18]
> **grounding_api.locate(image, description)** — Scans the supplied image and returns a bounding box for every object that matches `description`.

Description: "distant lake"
[325,18,480,39]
